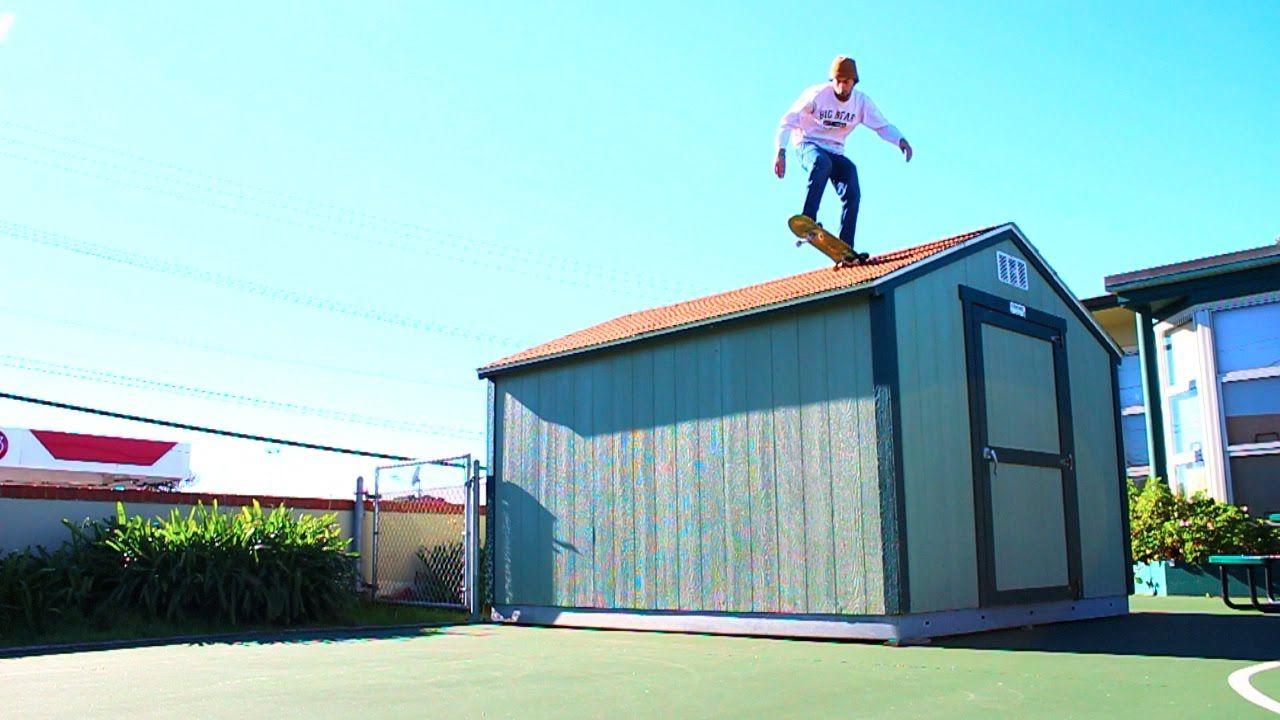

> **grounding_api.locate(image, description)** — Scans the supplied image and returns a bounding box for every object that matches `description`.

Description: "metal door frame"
[960,285,1082,607]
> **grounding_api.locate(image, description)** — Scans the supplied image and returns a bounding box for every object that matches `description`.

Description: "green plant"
[414,541,466,604]
[0,501,356,633]
[1128,479,1280,564]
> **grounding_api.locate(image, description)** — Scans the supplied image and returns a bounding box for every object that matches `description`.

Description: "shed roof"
[1104,242,1280,293]
[481,224,1005,376]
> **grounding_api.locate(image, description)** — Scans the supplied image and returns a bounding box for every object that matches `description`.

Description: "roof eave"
[477,280,881,379]
[1104,248,1280,295]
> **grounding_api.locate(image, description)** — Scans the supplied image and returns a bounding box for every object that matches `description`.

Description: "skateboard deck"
[788,215,870,268]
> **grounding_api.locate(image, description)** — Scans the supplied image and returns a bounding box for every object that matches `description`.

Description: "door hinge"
[1069,578,1082,597]
[1060,453,1074,471]
[1051,334,1064,346]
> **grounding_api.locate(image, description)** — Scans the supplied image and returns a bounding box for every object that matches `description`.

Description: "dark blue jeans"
[798,143,861,247]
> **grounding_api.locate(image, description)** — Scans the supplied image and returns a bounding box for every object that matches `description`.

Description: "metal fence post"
[370,467,381,598]
[352,475,365,592]
[467,457,482,618]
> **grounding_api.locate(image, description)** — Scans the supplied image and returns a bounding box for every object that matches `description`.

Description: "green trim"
[1134,310,1168,483]
[870,290,909,615]
[1110,356,1136,595]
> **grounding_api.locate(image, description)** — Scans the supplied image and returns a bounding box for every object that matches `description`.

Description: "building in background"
[0,427,191,489]
[1084,241,1280,515]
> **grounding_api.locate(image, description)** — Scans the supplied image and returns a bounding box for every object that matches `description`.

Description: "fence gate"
[367,455,481,614]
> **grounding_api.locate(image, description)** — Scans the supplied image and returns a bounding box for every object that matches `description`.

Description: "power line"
[0,390,414,461]
[0,125,696,298]
[0,219,525,346]
[0,304,476,393]
[0,354,482,439]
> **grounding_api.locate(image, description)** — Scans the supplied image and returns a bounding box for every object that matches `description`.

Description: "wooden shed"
[478,223,1130,641]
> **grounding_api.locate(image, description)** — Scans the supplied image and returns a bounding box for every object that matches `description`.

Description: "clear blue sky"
[0,2,1276,497]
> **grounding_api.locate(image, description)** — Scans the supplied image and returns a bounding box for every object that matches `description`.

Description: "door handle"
[983,447,999,477]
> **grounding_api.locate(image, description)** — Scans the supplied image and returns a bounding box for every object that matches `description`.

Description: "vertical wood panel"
[825,306,863,613]
[551,369,574,606]
[745,328,780,613]
[572,364,595,606]
[673,341,702,610]
[770,319,808,613]
[1070,330,1127,597]
[697,336,727,611]
[496,384,516,604]
[613,355,636,608]
[591,360,616,608]
[853,303,884,613]
[652,347,680,608]
[720,329,753,612]
[798,313,836,613]
[526,374,546,602]
[632,350,657,608]
[931,263,977,610]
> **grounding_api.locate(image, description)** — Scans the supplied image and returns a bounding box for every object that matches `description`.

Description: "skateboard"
[788,215,870,269]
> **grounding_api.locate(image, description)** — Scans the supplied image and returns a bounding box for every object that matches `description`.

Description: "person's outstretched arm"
[774,87,821,178]
[862,95,913,162]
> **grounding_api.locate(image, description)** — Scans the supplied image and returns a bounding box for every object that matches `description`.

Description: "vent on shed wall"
[997,251,1029,291]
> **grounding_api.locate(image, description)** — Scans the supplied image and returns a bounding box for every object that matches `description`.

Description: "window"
[1160,320,1205,495]
[1221,376,1280,446]
[1163,322,1199,390]
[1117,352,1149,475]
[1214,302,1280,375]
[1118,354,1145,410]
[1213,298,1280,516]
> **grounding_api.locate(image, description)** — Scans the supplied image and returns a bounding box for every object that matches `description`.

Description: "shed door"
[962,288,1082,607]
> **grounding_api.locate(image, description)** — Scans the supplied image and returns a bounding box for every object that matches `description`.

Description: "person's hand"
[899,138,913,162]
[773,150,786,179]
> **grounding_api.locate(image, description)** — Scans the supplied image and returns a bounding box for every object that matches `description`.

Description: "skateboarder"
[774,56,913,251]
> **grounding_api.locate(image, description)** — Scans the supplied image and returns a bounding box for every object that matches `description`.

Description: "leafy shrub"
[0,501,355,631]
[0,519,112,632]
[1129,479,1280,564]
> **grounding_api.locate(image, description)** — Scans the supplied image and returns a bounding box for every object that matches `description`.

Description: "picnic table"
[1208,513,1280,613]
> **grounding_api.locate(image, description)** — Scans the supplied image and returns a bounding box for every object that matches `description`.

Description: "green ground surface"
[1,596,1276,719]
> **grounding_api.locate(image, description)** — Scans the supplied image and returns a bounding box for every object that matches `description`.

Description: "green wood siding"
[894,237,1126,613]
[493,300,886,614]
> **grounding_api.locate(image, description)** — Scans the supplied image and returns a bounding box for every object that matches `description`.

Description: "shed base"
[492,595,1128,641]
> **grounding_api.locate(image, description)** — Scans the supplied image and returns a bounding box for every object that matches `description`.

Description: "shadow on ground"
[0,622,491,660]
[938,610,1277,661]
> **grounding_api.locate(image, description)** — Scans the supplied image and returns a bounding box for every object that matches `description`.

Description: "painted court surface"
[1,597,1275,719]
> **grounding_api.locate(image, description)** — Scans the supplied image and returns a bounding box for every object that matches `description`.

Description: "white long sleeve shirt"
[775,84,904,155]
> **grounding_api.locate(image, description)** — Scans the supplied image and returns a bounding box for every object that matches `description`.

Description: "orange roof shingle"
[482,224,1004,374]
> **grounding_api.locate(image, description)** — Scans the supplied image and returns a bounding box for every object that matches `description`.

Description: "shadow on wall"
[497,307,875,441]
[498,481,571,607]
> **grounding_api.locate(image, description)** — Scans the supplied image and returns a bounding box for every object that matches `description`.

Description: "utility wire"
[0,354,482,439]
[0,219,524,346]
[0,125,695,298]
[0,390,414,461]
[0,304,476,393]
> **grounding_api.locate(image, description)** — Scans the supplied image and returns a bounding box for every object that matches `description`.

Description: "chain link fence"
[366,457,481,612]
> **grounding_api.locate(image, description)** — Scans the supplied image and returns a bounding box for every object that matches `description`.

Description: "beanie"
[830,56,858,82]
